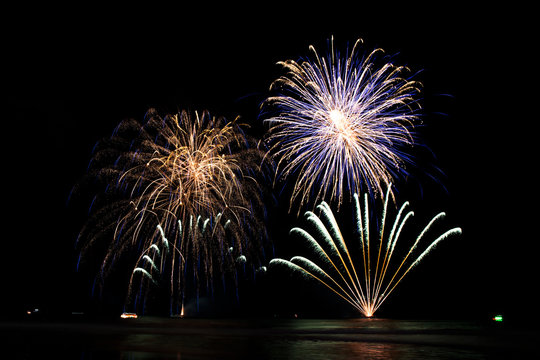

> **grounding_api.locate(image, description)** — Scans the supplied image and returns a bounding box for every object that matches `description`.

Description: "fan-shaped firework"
[270,187,461,317]
[262,37,421,212]
[76,109,270,315]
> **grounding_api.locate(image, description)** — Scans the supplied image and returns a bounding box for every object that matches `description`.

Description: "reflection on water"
[3,318,538,359]
[282,340,486,360]
[91,342,482,360]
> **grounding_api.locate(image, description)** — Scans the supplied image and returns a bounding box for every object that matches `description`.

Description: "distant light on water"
[120,312,138,319]
[492,315,503,322]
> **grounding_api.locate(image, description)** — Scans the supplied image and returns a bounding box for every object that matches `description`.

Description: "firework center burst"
[328,109,355,142]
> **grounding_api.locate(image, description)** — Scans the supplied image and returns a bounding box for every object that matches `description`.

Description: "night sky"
[5,4,535,321]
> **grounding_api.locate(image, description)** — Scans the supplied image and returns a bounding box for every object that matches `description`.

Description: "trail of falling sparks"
[126,216,251,315]
[270,187,461,317]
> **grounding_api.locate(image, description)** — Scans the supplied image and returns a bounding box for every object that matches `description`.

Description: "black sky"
[5,4,536,320]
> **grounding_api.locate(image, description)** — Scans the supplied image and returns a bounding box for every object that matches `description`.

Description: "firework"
[126,213,251,314]
[76,109,270,315]
[270,187,461,317]
[262,37,421,212]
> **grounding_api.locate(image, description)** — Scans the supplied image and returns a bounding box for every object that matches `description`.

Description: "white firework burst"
[263,37,422,212]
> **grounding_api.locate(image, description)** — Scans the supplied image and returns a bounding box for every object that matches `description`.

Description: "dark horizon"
[5,5,535,323]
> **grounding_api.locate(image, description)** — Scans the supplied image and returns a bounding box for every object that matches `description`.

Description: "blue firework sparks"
[262,37,422,211]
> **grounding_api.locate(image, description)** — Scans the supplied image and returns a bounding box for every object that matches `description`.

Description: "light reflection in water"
[4,319,530,359]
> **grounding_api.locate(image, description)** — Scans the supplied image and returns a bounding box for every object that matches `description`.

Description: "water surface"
[2,318,537,359]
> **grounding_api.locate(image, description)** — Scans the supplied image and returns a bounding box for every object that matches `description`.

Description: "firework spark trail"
[270,189,461,317]
[76,109,271,315]
[126,215,243,314]
[262,37,421,213]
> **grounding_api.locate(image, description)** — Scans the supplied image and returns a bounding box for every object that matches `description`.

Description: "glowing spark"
[142,255,159,272]
[149,244,160,255]
[133,267,157,285]
[270,187,461,317]
[262,37,421,212]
